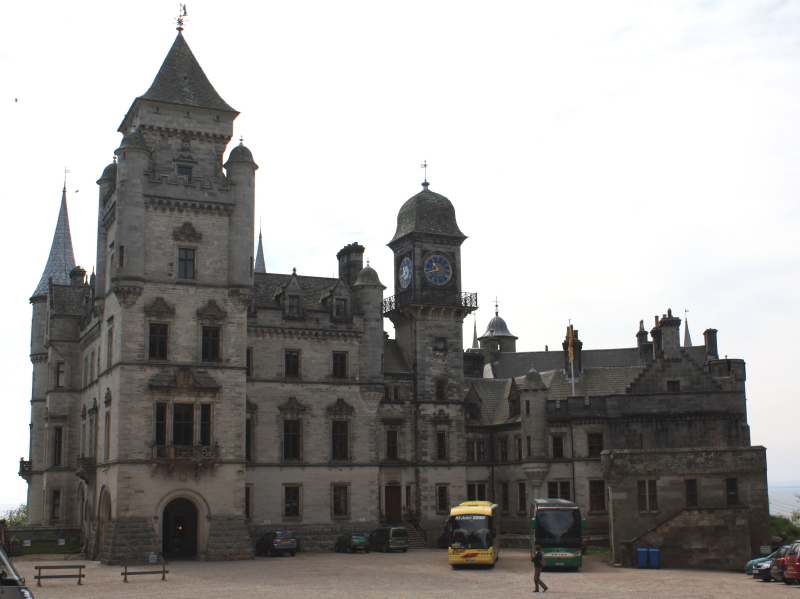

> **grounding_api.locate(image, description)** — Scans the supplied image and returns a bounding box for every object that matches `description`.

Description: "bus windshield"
[448,514,493,550]
[535,509,582,547]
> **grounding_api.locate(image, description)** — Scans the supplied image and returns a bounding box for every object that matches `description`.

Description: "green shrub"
[1,504,27,526]
[770,515,800,540]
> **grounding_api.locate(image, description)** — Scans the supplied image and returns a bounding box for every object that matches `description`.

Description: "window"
[516,438,522,461]
[501,482,509,512]
[149,323,168,360]
[467,483,487,502]
[173,404,194,446]
[548,481,571,501]
[51,490,61,521]
[284,486,300,517]
[104,412,111,460]
[467,403,480,420]
[177,165,192,182]
[334,298,347,318]
[332,421,348,460]
[201,326,220,361]
[393,387,400,402]
[245,418,253,461]
[437,485,449,513]
[726,478,739,506]
[590,480,606,512]
[526,436,532,457]
[436,431,447,460]
[525,400,530,415]
[56,362,66,387]
[332,352,348,379]
[638,480,658,511]
[387,430,398,460]
[283,420,301,460]
[119,245,124,267]
[178,248,195,279]
[84,356,88,386]
[466,441,474,462]
[53,427,63,466]
[199,404,212,446]
[518,482,526,513]
[667,380,680,393]
[333,485,348,516]
[685,479,698,507]
[552,436,564,459]
[588,433,604,457]
[285,351,300,378]
[435,380,446,401]
[476,441,486,462]
[107,329,113,368]
[155,403,167,445]
[500,440,508,462]
[90,351,95,381]
[246,348,252,377]
[287,296,300,315]
[244,486,252,520]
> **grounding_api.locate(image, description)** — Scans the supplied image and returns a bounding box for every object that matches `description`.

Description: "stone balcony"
[18,459,32,481]
[76,456,95,484]
[150,444,220,476]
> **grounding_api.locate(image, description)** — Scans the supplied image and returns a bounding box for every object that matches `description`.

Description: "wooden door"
[385,486,402,525]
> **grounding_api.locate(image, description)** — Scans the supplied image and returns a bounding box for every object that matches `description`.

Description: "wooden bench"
[34,564,86,586]
[120,561,169,583]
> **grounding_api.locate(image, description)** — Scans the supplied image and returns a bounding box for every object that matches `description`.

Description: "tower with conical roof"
[28,29,259,563]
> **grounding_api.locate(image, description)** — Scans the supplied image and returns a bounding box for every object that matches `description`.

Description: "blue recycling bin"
[637,548,649,568]
[648,548,660,569]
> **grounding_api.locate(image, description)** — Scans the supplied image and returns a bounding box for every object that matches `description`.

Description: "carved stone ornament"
[174,368,200,388]
[89,398,98,415]
[228,288,253,311]
[523,468,549,487]
[197,299,227,322]
[92,303,105,319]
[81,405,87,421]
[104,388,112,407]
[326,398,355,417]
[114,286,143,308]
[278,397,307,417]
[172,221,202,242]
[144,296,176,318]
[433,409,450,421]
[181,137,190,151]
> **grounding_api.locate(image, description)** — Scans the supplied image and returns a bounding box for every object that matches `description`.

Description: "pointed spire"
[33,187,76,296]
[684,310,693,347]
[137,33,236,113]
[472,316,479,349]
[254,227,266,274]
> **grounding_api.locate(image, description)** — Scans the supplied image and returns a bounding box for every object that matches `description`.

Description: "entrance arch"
[162,498,198,559]
[93,487,111,561]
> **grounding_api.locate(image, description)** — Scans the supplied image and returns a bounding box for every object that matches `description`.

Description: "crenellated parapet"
[145,197,234,216]
[145,171,233,191]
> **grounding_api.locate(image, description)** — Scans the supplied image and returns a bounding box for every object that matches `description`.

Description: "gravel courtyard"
[12,548,798,599]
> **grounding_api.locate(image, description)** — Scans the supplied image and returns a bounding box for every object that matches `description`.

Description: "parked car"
[770,545,792,583]
[746,548,779,575]
[255,531,297,556]
[0,544,36,599]
[367,526,410,553]
[334,533,370,553]
[784,541,800,584]
[753,561,773,581]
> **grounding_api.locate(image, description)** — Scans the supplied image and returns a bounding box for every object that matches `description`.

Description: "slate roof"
[384,340,411,373]
[390,183,466,243]
[98,162,117,182]
[49,285,85,317]
[493,345,711,379]
[254,232,266,274]
[33,189,76,297]
[480,312,516,338]
[225,143,258,167]
[136,33,235,113]
[468,378,515,425]
[519,367,645,401]
[254,272,340,311]
[353,265,385,288]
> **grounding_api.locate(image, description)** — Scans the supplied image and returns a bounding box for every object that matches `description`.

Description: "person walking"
[532,545,548,593]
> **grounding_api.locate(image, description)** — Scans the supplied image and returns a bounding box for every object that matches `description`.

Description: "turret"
[224,142,258,289]
[352,263,386,384]
[95,160,117,298]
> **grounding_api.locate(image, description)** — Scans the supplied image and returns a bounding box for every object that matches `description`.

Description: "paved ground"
[12,549,800,599]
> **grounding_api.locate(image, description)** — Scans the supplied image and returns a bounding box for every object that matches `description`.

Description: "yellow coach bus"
[446,501,500,567]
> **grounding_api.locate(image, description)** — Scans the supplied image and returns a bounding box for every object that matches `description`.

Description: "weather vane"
[421,160,428,182]
[175,4,188,31]
[63,167,70,191]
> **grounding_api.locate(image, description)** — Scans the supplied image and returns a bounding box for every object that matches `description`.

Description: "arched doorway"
[162,498,198,559]
[93,488,111,561]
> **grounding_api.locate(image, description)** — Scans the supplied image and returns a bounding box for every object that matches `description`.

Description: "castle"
[22,30,769,569]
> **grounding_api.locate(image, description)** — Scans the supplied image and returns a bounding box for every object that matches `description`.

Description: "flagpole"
[568,321,575,397]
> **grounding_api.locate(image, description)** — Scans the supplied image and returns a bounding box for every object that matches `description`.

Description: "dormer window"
[177,165,192,183]
[288,296,300,315]
[334,298,347,318]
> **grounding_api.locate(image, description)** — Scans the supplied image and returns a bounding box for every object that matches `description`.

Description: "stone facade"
[21,28,768,567]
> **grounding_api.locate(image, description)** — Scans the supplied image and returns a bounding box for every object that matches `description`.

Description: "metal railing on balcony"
[151,445,219,460]
[382,290,478,314]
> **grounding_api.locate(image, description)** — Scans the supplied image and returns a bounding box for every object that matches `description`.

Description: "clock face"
[398,256,412,289]
[423,254,453,286]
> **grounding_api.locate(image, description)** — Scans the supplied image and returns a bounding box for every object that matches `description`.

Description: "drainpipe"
[608,486,615,564]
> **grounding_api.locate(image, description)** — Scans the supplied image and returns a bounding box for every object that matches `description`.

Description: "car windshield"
[391,529,407,538]
[0,548,22,583]
[352,534,366,540]
[276,532,293,539]
[448,514,492,550]
[535,508,582,547]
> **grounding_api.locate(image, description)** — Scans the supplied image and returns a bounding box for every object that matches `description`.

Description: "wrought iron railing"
[383,290,477,314]
[151,445,219,460]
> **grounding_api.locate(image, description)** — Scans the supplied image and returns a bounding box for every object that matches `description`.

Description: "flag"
[567,325,574,363]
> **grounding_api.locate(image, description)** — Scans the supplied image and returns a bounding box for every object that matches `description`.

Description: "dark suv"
[255,531,297,556]
[367,526,409,553]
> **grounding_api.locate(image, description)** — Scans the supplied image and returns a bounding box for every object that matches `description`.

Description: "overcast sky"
[1,0,799,510]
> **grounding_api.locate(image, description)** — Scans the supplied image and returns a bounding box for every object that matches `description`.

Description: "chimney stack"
[336,242,365,287]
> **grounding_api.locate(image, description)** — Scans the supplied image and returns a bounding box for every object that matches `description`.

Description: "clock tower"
[384,181,478,403]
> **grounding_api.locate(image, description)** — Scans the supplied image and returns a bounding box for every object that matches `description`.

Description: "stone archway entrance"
[162,498,198,559]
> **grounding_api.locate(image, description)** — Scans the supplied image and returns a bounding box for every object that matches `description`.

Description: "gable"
[626,352,722,395]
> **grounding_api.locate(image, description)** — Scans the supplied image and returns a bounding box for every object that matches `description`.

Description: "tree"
[1,504,27,526]
[792,492,800,526]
